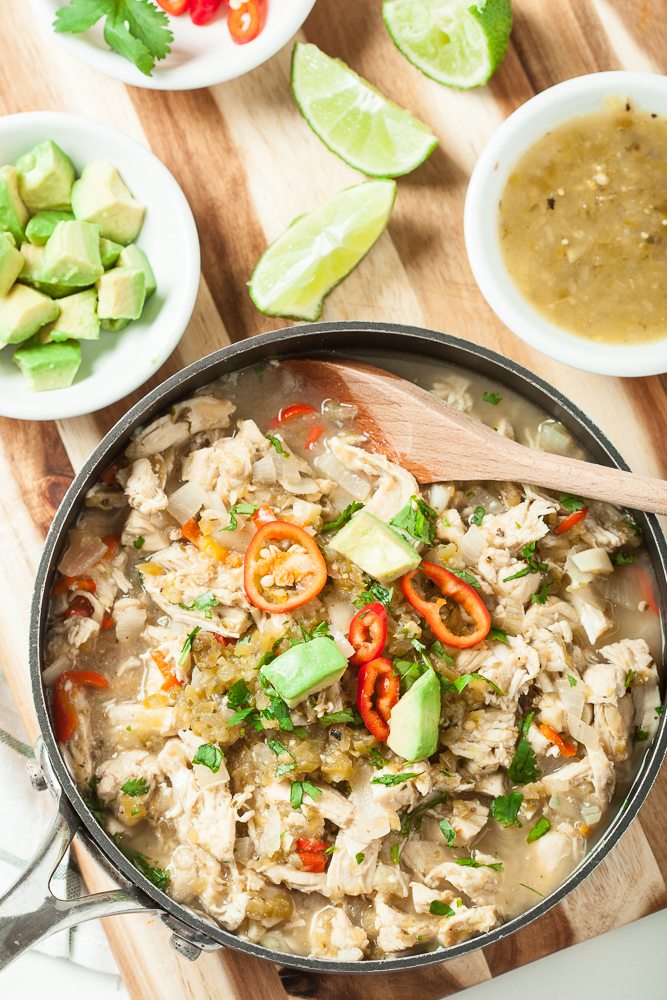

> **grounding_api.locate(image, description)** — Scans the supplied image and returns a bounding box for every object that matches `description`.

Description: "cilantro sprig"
[321,502,364,533]
[54,0,173,76]
[390,496,437,546]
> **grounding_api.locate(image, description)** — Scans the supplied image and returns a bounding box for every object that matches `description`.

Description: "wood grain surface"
[2,0,667,996]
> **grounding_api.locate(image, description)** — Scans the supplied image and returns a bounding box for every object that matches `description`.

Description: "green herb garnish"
[371,772,420,787]
[319,708,362,726]
[400,792,448,837]
[504,542,548,582]
[491,792,523,828]
[179,590,218,618]
[178,625,200,665]
[530,578,552,605]
[290,780,322,809]
[133,536,145,549]
[625,669,634,688]
[623,514,642,536]
[636,728,649,742]
[526,816,551,843]
[471,505,485,526]
[129,850,170,891]
[266,434,288,456]
[440,672,505,697]
[354,580,393,608]
[567,675,577,687]
[321,502,365,533]
[192,743,223,773]
[559,493,585,512]
[454,857,503,871]
[612,551,635,566]
[508,712,540,784]
[482,391,502,405]
[520,883,544,896]
[54,0,173,77]
[121,777,150,797]
[430,639,454,664]
[355,852,365,864]
[430,900,455,917]
[227,678,251,709]
[438,817,456,846]
[390,843,400,865]
[223,502,259,532]
[390,495,437,546]
[489,627,509,645]
[447,567,482,589]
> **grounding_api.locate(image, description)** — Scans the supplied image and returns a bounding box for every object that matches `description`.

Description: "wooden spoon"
[283,358,667,515]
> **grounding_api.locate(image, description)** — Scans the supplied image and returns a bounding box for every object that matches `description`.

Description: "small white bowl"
[0,112,200,421]
[30,0,316,91]
[464,71,667,377]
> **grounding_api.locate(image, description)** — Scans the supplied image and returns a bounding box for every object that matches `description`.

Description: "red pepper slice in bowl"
[228,0,267,44]
[296,837,329,873]
[556,508,588,534]
[190,0,222,24]
[357,656,400,743]
[348,602,388,667]
[268,402,317,428]
[400,561,490,649]
[53,671,109,743]
[244,520,327,613]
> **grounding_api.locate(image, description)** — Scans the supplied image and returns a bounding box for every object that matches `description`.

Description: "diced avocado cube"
[38,289,99,343]
[0,166,29,245]
[15,141,76,213]
[19,242,81,298]
[117,244,156,297]
[99,236,123,269]
[101,317,131,332]
[329,510,421,584]
[97,266,146,322]
[25,210,75,246]
[387,669,441,761]
[0,234,25,297]
[0,284,60,347]
[72,162,145,245]
[13,339,81,392]
[1,231,16,247]
[259,636,348,709]
[42,220,103,287]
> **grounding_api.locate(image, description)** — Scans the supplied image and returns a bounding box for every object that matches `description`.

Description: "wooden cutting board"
[2,0,667,996]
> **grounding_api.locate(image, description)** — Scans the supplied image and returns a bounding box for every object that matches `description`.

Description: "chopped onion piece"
[315,452,370,501]
[252,454,277,484]
[495,597,525,635]
[167,481,209,524]
[570,548,613,576]
[115,603,147,642]
[535,419,576,456]
[429,483,454,513]
[42,655,71,687]
[58,535,108,576]
[459,524,487,563]
[556,679,585,719]
[566,712,600,750]
[581,802,602,826]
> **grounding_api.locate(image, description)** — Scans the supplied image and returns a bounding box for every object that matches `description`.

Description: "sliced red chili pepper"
[190,0,222,24]
[101,611,114,630]
[53,671,109,743]
[296,838,328,873]
[64,595,95,619]
[151,649,182,691]
[556,508,588,534]
[348,602,388,667]
[102,536,120,560]
[52,574,97,598]
[357,657,400,743]
[305,425,324,450]
[228,0,267,44]
[213,633,229,645]
[539,723,577,757]
[625,565,660,616]
[268,402,317,428]
[253,504,277,528]
[244,520,327,613]
[400,561,490,649]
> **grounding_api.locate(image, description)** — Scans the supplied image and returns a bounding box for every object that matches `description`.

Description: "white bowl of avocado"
[0,112,199,420]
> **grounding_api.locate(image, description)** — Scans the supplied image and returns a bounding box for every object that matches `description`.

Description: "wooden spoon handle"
[499,444,667,515]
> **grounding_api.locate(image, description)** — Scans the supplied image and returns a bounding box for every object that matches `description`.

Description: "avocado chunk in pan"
[329,509,421,584]
[387,668,441,761]
[13,339,81,392]
[15,141,76,214]
[260,637,348,708]
[72,162,145,245]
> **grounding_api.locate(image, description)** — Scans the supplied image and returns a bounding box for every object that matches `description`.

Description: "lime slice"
[249,180,396,322]
[383,0,512,89]
[291,42,438,178]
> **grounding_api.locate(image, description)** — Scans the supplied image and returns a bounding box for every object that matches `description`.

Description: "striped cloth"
[0,669,117,974]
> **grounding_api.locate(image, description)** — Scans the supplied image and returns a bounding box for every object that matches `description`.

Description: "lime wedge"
[291,42,438,178]
[249,180,396,322]
[383,0,512,89]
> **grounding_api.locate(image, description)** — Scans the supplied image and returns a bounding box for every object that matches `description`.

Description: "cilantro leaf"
[394,658,425,693]
[390,495,437,546]
[489,626,509,645]
[321,502,364,533]
[447,567,481,589]
[262,695,294,732]
[430,640,454,664]
[55,0,172,75]
[227,678,251,709]
[178,625,200,665]
[355,852,365,864]
[290,780,321,809]
[504,542,548,582]
[121,777,150,797]
[390,843,400,865]
[123,0,171,59]
[454,857,503,871]
[129,850,170,890]
[371,772,420,787]
[482,391,502,405]
[491,792,523,828]
[530,578,552,605]
[559,493,585,512]
[353,580,393,608]
[430,900,455,917]
[266,434,288,455]
[400,792,448,837]
[267,738,290,757]
[133,536,145,549]
[508,712,540,784]
[54,0,110,33]
[368,745,387,769]
[440,672,505,697]
[179,590,218,618]
[192,743,223,773]
[223,502,259,532]
[438,817,456,846]
[470,505,485,526]
[319,709,363,726]
[526,816,551,843]
[567,675,577,687]
[226,705,260,727]
[612,551,635,566]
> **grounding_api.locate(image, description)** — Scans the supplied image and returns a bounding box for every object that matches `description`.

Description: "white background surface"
[3,907,666,998]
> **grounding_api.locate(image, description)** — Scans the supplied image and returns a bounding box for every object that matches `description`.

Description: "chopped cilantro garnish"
[226,705,260,727]
[625,669,634,689]
[430,900,455,917]
[266,434,288,456]
[622,514,642,536]
[438,817,456,846]
[323,845,336,856]
[290,780,321,809]
[227,678,251,709]
[321,501,364,533]
[430,639,454,664]
[656,705,665,717]
[509,711,540,784]
[567,675,577,687]
[319,708,362,726]
[276,762,296,777]
[612,551,635,566]
[223,502,259,532]
[482,391,502,405]
[489,627,509,645]
[371,772,420,787]
[454,857,503,871]
[133,536,145,549]
[520,883,544,896]
[179,590,218,618]
[559,493,585,512]
[447,567,482,589]
[400,792,448,837]
[354,580,393,608]
[471,505,485,526]
[394,658,425,693]
[192,743,223,773]
[390,843,400,865]
[635,728,649,742]
[261,695,294,732]
[178,625,200,665]
[530,578,552,605]
[267,738,290,757]
[355,852,365,865]
[491,792,523,828]
[504,542,548,582]
[295,621,330,643]
[121,777,150,797]
[367,745,386,769]
[440,672,505,697]
[129,850,170,891]
[526,816,551,843]
[390,495,437,546]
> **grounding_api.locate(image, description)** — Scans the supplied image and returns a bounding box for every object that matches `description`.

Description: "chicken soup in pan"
[44,357,663,961]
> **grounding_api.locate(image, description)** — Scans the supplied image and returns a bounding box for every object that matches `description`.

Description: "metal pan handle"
[0,741,158,972]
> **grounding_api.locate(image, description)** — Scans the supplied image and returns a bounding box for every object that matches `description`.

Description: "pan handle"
[0,744,158,972]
